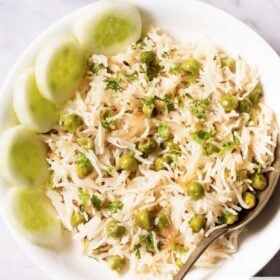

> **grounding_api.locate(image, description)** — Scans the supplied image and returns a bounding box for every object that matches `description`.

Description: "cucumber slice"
[0,126,49,188]
[13,69,59,133]
[75,0,142,55]
[3,188,61,246]
[35,37,86,104]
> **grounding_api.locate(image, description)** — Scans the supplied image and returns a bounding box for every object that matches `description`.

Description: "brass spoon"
[174,139,280,280]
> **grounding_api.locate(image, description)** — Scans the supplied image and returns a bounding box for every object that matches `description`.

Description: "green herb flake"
[139,64,147,74]
[146,232,158,253]
[134,244,141,259]
[91,195,102,211]
[190,99,211,120]
[220,137,240,151]
[191,130,216,144]
[163,95,175,112]
[78,188,90,209]
[101,110,115,132]
[108,201,124,213]
[162,51,170,59]
[125,72,137,83]
[104,76,122,92]
[169,66,183,75]
[89,255,99,262]
[90,63,105,75]
[157,122,171,140]
[136,39,146,49]
[142,96,157,105]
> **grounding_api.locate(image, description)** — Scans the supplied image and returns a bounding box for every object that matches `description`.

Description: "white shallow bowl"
[0,0,279,279]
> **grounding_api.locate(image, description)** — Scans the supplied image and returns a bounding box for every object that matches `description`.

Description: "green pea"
[238,97,252,113]
[142,103,157,118]
[135,209,153,230]
[162,140,181,154]
[186,181,205,200]
[137,138,158,155]
[203,143,220,156]
[220,95,238,112]
[75,153,93,179]
[146,64,160,81]
[251,173,267,191]
[59,113,83,133]
[242,191,257,209]
[71,211,85,227]
[182,58,200,76]
[155,212,171,230]
[154,154,173,171]
[119,152,138,172]
[140,51,156,65]
[189,214,205,233]
[106,220,126,239]
[221,211,238,225]
[221,57,236,72]
[248,85,263,105]
[77,137,93,150]
[108,255,126,273]
[157,123,171,140]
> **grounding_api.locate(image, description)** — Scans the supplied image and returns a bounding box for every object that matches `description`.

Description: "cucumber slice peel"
[13,69,59,133]
[0,126,49,188]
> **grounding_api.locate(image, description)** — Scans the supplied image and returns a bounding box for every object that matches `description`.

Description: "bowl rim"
[0,0,279,279]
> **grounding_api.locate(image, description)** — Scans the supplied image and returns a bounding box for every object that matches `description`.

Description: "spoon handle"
[173,227,229,280]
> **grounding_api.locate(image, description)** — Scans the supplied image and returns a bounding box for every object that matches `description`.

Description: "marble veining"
[0,0,279,279]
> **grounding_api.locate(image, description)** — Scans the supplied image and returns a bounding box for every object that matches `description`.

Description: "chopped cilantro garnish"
[163,95,175,112]
[139,64,147,74]
[134,244,141,259]
[157,122,171,140]
[169,66,183,75]
[78,188,90,209]
[146,232,158,253]
[91,195,102,211]
[136,38,146,49]
[104,76,122,92]
[162,51,170,59]
[108,201,124,213]
[142,96,157,105]
[89,255,99,262]
[125,72,137,82]
[101,110,115,132]
[220,138,239,151]
[190,99,211,120]
[191,130,216,144]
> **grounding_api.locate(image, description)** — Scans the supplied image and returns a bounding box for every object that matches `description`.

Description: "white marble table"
[0,0,279,279]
